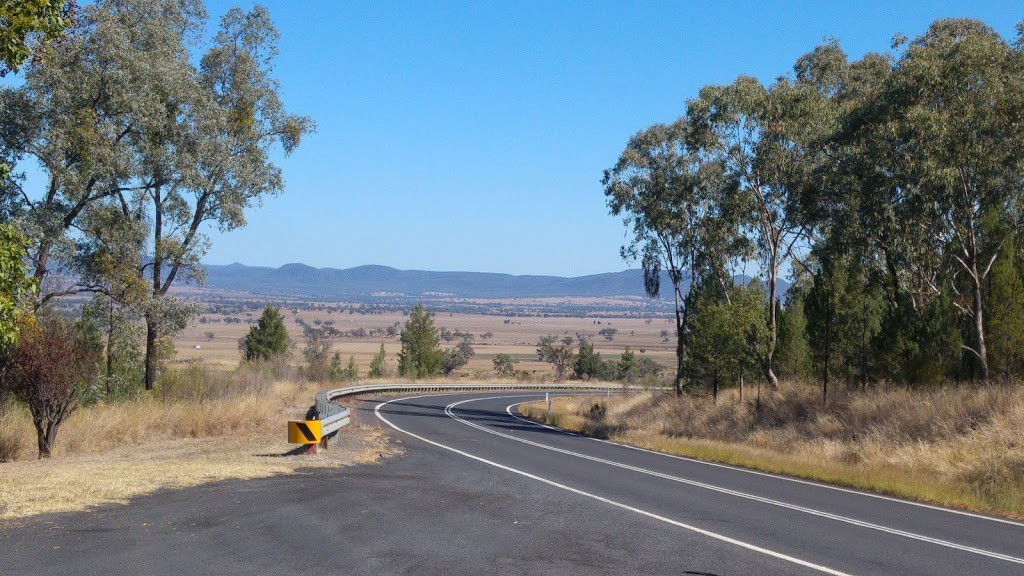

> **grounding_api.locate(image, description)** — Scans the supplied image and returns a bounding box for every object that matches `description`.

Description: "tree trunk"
[144,319,158,391]
[0,357,8,417]
[105,301,114,395]
[765,264,780,389]
[673,287,686,397]
[971,272,989,380]
[144,186,163,391]
[739,373,744,403]
[823,286,832,405]
[35,419,58,459]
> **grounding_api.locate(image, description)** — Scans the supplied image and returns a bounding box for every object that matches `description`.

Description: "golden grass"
[0,369,398,522]
[519,382,1024,519]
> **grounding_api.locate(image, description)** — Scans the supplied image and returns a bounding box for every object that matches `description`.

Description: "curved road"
[376,391,1024,576]
[3,390,1023,575]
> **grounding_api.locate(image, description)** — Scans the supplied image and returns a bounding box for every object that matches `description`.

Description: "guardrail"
[313,382,658,438]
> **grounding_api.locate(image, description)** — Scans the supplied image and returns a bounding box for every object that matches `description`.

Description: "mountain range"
[199,263,788,301]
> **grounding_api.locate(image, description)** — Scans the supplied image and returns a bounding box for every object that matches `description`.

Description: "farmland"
[172,290,677,377]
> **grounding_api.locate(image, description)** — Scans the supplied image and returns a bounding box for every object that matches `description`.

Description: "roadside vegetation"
[537,18,1024,520]
[604,19,1024,396]
[520,382,1024,518]
[0,360,399,521]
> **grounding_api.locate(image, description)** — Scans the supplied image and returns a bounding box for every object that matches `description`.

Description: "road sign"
[288,420,322,444]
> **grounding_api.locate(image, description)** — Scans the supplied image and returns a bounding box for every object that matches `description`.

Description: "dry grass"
[0,364,398,522]
[519,382,1024,518]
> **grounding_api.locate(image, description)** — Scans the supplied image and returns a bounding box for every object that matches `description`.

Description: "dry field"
[0,366,398,522]
[519,383,1024,518]
[174,306,678,376]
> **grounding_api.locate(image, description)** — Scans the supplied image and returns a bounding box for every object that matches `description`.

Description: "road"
[2,391,1023,575]
[376,391,1024,575]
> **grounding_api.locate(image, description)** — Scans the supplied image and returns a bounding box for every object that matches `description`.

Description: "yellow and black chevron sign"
[288,420,322,444]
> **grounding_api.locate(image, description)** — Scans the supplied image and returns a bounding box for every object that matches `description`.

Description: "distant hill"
[199,263,788,301]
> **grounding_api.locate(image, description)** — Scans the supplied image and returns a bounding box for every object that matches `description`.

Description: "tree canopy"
[241,305,290,362]
[610,17,1024,392]
[398,305,443,378]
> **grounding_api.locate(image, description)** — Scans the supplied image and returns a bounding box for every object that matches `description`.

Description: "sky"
[15,1,1024,277]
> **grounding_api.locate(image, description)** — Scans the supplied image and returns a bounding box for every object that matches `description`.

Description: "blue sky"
[19,2,1024,276]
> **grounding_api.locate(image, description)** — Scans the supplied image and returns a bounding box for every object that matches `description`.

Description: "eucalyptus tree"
[113,4,313,389]
[603,119,740,395]
[875,19,1024,380]
[687,77,814,389]
[0,0,186,306]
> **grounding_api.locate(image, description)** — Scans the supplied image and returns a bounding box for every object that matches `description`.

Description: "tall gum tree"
[603,119,740,395]
[687,77,810,389]
[115,4,313,390]
[878,19,1024,380]
[0,0,174,305]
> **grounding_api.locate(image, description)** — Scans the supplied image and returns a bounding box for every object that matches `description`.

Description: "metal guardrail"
[313,382,660,437]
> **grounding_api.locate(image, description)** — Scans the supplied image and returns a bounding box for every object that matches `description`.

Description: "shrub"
[240,305,290,362]
[8,315,100,458]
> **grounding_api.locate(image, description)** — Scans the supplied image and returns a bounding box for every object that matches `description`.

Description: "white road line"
[374,394,853,576]
[503,398,1024,529]
[451,395,1024,566]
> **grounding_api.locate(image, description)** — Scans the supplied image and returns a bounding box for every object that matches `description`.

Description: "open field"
[0,367,397,522]
[174,303,678,376]
[519,382,1024,518]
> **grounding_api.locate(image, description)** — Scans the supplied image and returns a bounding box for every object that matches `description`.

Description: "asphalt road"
[2,391,1023,575]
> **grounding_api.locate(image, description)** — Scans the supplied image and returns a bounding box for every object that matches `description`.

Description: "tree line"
[604,18,1024,400]
[0,0,310,457]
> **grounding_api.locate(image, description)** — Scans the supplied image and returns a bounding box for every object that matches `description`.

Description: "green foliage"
[618,350,663,383]
[609,17,1024,387]
[493,353,518,377]
[775,297,812,380]
[241,305,290,362]
[804,255,883,392]
[536,334,576,380]
[441,348,467,376]
[440,340,475,376]
[367,343,388,378]
[602,117,743,393]
[986,234,1024,381]
[329,354,357,381]
[80,295,144,400]
[573,338,602,380]
[301,329,331,382]
[687,283,769,401]
[398,305,443,378]
[0,0,72,76]
[0,224,36,348]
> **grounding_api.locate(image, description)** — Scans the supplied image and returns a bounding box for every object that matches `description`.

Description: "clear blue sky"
[28,2,1024,276]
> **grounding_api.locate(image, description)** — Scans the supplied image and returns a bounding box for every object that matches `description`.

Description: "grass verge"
[0,365,399,522]
[518,383,1024,519]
